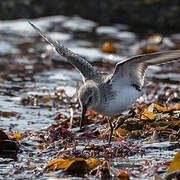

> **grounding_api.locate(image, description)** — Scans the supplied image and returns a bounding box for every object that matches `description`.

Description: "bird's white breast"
[104,84,141,116]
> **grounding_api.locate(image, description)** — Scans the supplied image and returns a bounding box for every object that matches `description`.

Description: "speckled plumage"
[29,21,180,143]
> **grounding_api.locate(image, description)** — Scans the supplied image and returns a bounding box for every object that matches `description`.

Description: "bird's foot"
[114,116,126,130]
[114,110,135,130]
[114,109,136,130]
[128,108,136,117]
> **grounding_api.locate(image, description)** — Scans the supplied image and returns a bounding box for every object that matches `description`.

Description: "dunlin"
[29,21,180,143]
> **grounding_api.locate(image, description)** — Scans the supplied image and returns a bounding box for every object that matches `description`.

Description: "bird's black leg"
[114,109,135,130]
[107,117,114,144]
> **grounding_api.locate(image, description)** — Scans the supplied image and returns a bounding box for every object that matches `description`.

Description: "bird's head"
[78,82,100,129]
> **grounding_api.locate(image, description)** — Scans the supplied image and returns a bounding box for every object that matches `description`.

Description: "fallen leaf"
[28,165,36,169]
[141,111,154,120]
[12,132,22,141]
[114,128,128,136]
[55,113,67,120]
[168,104,180,111]
[101,42,116,53]
[37,143,45,150]
[153,103,167,112]
[116,170,130,180]
[140,103,180,120]
[86,157,100,171]
[131,130,140,138]
[148,34,163,44]
[0,111,19,118]
[168,150,180,174]
[137,45,158,54]
[44,157,100,174]
[44,95,50,102]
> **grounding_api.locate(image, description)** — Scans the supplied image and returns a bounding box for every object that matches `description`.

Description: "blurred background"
[1,0,180,34]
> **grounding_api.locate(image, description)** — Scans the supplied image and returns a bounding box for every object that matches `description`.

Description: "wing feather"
[28,21,99,81]
[112,50,180,88]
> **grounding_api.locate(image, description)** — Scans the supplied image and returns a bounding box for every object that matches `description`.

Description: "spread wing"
[28,21,99,82]
[111,50,180,88]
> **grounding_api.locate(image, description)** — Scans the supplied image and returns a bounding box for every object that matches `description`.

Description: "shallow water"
[0,15,179,179]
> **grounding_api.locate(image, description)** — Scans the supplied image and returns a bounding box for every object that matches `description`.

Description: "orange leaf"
[28,165,36,169]
[58,89,65,94]
[138,45,158,54]
[101,42,116,53]
[44,96,50,102]
[148,34,163,44]
[37,143,45,150]
[117,171,130,180]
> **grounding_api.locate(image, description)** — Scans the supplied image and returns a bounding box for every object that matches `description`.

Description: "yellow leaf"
[86,157,100,171]
[44,96,50,102]
[131,130,140,137]
[37,143,45,150]
[136,104,148,114]
[168,150,180,173]
[168,104,180,111]
[174,120,180,127]
[28,165,36,169]
[45,157,100,174]
[153,103,166,112]
[64,158,87,174]
[13,132,22,141]
[45,158,66,171]
[114,128,128,136]
[141,111,154,120]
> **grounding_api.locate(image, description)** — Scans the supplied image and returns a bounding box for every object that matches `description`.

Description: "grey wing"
[111,50,180,88]
[28,21,99,82]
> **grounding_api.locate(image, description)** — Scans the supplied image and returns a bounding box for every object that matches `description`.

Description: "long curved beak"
[80,105,87,129]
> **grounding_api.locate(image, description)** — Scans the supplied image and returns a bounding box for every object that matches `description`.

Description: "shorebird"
[29,21,180,143]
